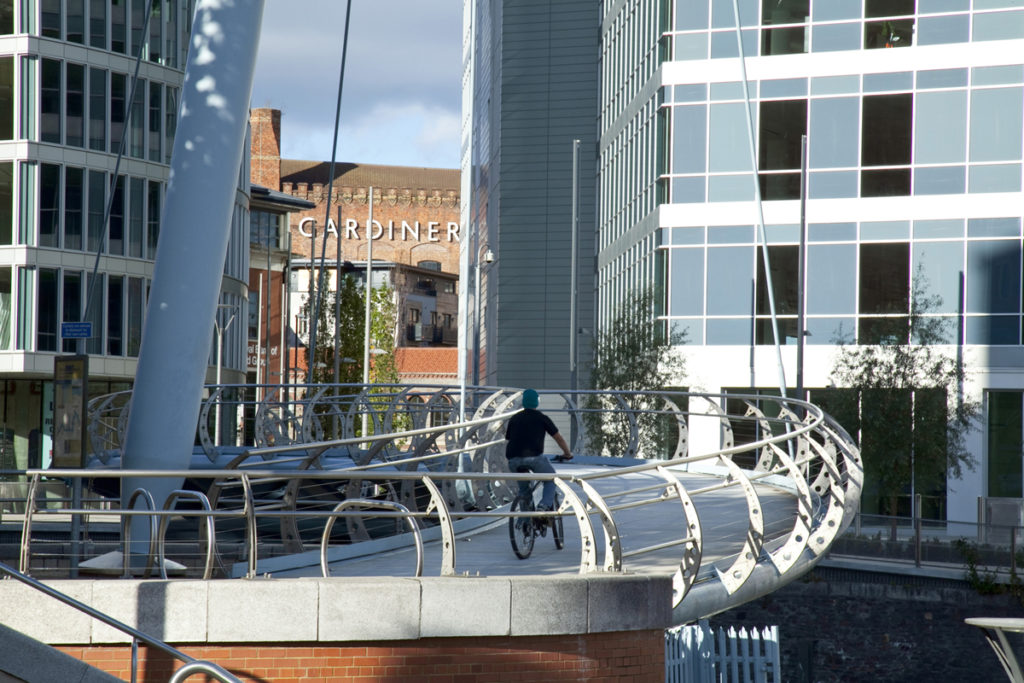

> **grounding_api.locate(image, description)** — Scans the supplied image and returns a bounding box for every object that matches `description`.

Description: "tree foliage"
[825,278,978,518]
[586,287,686,459]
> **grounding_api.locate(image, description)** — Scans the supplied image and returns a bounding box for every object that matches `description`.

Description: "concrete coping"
[0,573,673,645]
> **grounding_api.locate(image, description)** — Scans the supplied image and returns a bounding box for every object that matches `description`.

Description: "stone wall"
[708,567,1023,682]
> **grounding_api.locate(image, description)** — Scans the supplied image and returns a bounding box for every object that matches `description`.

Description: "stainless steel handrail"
[0,560,241,683]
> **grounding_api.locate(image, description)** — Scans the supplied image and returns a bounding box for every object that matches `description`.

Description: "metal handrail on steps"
[0,560,241,683]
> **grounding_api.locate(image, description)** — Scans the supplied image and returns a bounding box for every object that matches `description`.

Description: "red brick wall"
[250,108,282,189]
[57,630,665,682]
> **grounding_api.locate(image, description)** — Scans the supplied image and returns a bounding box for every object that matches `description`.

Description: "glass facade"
[598,0,1024,519]
[0,0,251,474]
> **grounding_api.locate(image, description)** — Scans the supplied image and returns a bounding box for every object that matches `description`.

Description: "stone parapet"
[0,574,671,645]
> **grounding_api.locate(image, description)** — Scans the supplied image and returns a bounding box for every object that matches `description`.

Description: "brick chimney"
[250,107,281,189]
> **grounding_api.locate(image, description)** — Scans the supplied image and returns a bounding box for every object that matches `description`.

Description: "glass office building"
[0,1,249,472]
[596,0,1024,521]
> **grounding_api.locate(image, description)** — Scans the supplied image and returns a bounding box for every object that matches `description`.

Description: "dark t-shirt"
[505,408,559,460]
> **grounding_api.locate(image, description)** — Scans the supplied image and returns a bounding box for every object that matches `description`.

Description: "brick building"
[249,108,461,384]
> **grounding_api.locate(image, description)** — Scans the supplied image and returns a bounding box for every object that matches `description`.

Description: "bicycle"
[508,455,570,559]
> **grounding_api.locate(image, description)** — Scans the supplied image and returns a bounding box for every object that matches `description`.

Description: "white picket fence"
[665,621,781,682]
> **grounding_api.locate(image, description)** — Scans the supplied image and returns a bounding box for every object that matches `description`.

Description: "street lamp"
[213,303,237,447]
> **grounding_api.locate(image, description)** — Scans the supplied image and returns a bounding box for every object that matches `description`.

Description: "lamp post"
[213,303,237,447]
[472,245,495,387]
[361,187,374,445]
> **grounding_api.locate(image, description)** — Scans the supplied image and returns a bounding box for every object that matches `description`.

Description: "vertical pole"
[265,221,272,397]
[914,492,922,567]
[121,0,266,559]
[334,203,342,385]
[796,135,807,403]
[473,258,481,386]
[256,273,264,392]
[306,221,316,383]
[362,187,374,443]
[570,139,580,396]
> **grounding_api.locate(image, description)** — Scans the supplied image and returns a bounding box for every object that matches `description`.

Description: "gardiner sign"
[298,217,460,243]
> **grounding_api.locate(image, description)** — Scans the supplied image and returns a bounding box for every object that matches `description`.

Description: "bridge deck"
[271,464,799,579]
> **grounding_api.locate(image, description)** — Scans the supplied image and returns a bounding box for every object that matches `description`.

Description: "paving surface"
[271,463,799,580]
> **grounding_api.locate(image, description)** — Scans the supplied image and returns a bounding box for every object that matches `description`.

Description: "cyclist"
[505,389,572,511]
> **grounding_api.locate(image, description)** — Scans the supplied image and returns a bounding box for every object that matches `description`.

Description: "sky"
[251,1,462,170]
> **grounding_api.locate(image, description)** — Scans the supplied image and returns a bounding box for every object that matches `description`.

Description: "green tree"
[299,273,401,437]
[825,277,978,520]
[586,287,686,459]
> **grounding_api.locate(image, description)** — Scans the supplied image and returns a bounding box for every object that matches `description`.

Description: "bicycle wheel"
[552,495,565,550]
[509,496,535,559]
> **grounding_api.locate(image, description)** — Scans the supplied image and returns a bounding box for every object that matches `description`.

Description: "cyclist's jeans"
[507,455,556,509]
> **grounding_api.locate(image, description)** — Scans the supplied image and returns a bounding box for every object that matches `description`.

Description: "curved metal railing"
[67,386,863,624]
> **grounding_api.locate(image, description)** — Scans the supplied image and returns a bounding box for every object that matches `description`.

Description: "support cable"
[730,0,788,398]
[308,0,354,383]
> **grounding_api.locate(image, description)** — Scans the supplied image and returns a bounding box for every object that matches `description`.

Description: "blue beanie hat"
[522,389,539,409]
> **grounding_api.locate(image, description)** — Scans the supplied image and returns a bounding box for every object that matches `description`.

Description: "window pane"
[914,166,965,195]
[988,391,1023,498]
[970,88,1024,162]
[0,1,11,34]
[130,0,146,56]
[107,275,123,355]
[148,81,161,161]
[707,246,753,315]
[759,99,806,171]
[110,73,125,153]
[862,94,912,166]
[129,176,143,257]
[707,318,751,344]
[966,315,1019,344]
[915,91,966,164]
[710,102,753,172]
[37,268,58,351]
[0,56,12,140]
[808,170,857,198]
[17,161,34,245]
[39,163,60,248]
[806,317,854,343]
[712,0,757,27]
[860,243,909,314]
[811,22,860,51]
[89,0,106,48]
[918,15,969,45]
[165,86,177,163]
[67,0,84,43]
[973,10,1024,42]
[862,168,910,197]
[128,276,143,356]
[812,0,858,20]
[111,0,126,53]
[967,240,1021,313]
[41,0,60,38]
[756,245,798,315]
[87,169,104,252]
[41,58,61,143]
[969,164,1022,193]
[64,166,83,250]
[147,180,160,259]
[669,248,704,316]
[130,79,144,157]
[809,97,858,168]
[673,105,706,174]
[85,272,102,354]
[808,244,855,314]
[65,62,84,147]
[149,0,162,62]
[913,241,963,314]
[0,267,10,349]
[62,270,81,352]
[761,26,806,56]
[109,175,124,255]
[88,67,106,151]
[865,19,913,48]
[0,162,11,248]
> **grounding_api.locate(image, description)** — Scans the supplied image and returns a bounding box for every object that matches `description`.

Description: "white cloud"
[279,101,460,170]
[253,1,461,169]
